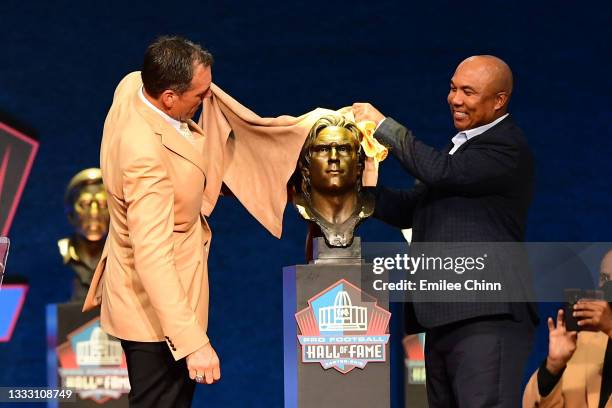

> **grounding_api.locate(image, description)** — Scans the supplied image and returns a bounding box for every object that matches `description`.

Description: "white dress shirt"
[448,113,508,155]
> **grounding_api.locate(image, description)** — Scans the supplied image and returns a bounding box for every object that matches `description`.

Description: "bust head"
[65,168,109,242]
[295,115,373,248]
[298,115,364,202]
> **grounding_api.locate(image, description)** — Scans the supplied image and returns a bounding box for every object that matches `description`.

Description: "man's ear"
[160,89,177,110]
[494,92,509,111]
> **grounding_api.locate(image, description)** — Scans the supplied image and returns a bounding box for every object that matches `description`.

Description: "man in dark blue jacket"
[353,55,537,408]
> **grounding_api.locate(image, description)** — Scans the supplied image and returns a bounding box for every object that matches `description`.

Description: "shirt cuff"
[537,358,565,397]
[375,117,386,131]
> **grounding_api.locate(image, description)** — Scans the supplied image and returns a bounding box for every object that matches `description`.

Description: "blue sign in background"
[1,1,611,407]
[0,285,27,342]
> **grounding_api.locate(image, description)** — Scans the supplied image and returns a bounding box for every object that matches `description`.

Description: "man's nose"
[449,92,463,106]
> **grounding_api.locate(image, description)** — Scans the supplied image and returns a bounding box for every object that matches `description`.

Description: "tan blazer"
[83,72,212,360]
[523,331,611,407]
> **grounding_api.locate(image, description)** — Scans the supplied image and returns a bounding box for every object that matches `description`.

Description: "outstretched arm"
[374,118,518,195]
[352,103,520,196]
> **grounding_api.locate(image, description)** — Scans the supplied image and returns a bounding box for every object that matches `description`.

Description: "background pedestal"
[46,303,129,408]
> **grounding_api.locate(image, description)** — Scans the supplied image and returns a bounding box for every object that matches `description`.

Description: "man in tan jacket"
[83,35,384,408]
[83,36,220,407]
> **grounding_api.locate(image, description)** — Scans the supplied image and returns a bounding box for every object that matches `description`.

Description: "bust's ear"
[357,153,365,174]
[67,212,79,229]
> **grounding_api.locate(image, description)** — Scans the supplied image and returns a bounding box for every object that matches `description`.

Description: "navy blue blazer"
[373,115,537,331]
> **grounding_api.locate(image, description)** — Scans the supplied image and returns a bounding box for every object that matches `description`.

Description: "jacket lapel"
[160,131,206,174]
[134,94,206,174]
[443,142,454,155]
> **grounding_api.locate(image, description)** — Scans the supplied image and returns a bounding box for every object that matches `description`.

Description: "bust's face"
[308,126,360,195]
[70,184,109,241]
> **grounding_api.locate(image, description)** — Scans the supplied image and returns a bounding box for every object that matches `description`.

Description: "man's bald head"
[458,55,513,96]
[600,249,612,287]
[448,55,514,130]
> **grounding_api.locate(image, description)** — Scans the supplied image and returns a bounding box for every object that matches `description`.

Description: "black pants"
[121,340,195,408]
[424,315,534,408]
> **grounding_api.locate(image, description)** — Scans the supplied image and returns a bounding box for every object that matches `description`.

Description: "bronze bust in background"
[58,168,109,301]
[293,115,374,248]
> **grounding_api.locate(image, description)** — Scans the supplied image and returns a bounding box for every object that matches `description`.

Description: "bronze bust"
[294,114,374,248]
[58,168,109,301]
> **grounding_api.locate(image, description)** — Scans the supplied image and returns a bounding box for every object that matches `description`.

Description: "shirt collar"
[456,113,509,140]
[139,87,182,133]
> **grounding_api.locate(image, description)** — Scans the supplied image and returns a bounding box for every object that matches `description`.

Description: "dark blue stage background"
[1,1,611,406]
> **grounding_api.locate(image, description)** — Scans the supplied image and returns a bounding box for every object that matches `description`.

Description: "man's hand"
[545,309,577,375]
[574,299,612,337]
[352,103,385,126]
[186,342,221,384]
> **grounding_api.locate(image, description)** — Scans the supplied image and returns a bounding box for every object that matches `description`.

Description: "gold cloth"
[200,84,386,238]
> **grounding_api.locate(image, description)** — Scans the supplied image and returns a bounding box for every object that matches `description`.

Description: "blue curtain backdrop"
[1,0,611,406]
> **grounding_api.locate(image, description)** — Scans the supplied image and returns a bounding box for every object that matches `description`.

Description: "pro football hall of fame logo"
[295,279,391,374]
[56,317,130,403]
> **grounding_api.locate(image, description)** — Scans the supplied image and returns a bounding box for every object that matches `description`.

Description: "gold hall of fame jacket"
[83,72,213,360]
[523,331,611,408]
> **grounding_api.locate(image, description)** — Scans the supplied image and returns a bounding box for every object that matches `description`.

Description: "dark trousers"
[121,340,195,408]
[424,315,534,408]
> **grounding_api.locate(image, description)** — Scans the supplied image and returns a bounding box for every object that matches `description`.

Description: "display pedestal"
[283,238,390,408]
[46,302,129,407]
